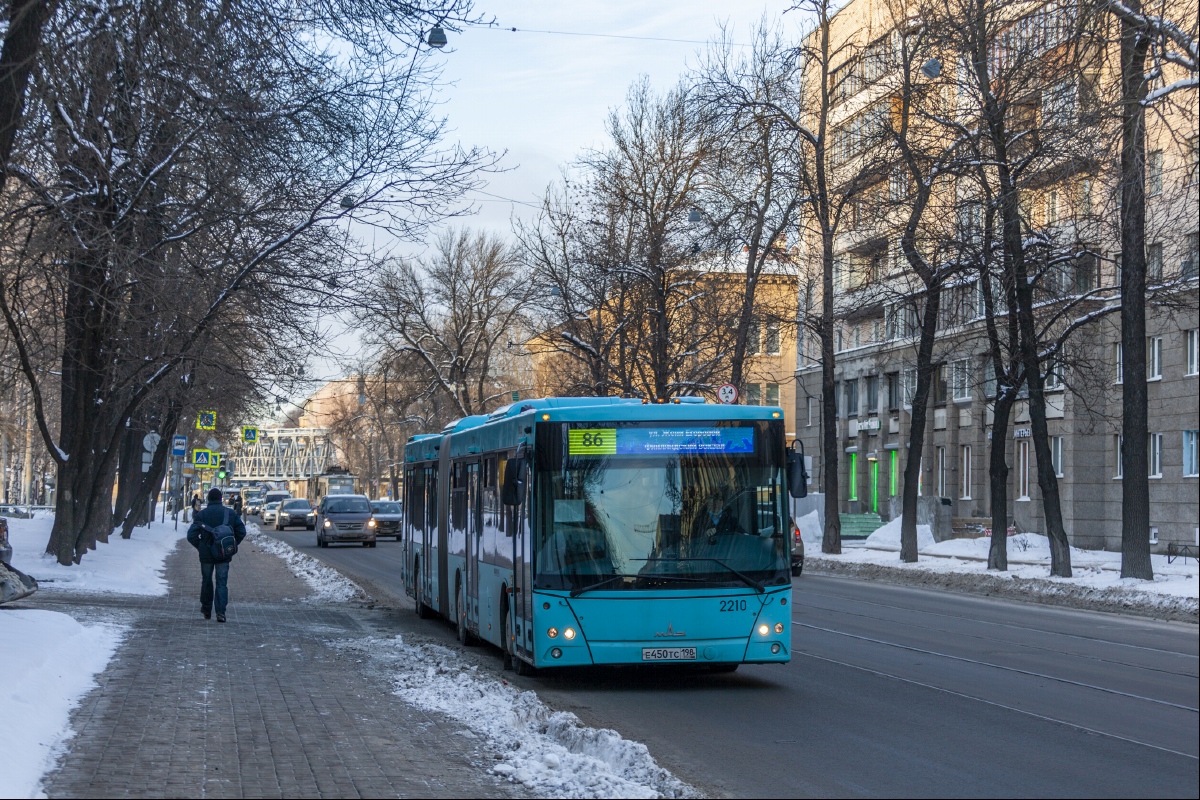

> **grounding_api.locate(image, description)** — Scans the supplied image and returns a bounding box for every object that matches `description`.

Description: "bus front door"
[511,474,532,660]
[465,461,481,633]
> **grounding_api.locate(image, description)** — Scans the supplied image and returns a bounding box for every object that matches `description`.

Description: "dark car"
[0,516,11,566]
[791,517,805,576]
[316,494,377,547]
[369,500,402,540]
[276,498,314,531]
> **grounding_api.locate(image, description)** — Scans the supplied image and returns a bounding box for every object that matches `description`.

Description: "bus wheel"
[500,607,513,671]
[414,564,432,619]
[514,655,537,677]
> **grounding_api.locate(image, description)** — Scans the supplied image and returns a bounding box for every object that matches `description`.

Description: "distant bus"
[307,471,358,502]
[402,397,801,675]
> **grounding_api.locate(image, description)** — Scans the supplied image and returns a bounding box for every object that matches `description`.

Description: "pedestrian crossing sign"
[196,410,217,430]
[193,449,213,467]
[242,426,259,443]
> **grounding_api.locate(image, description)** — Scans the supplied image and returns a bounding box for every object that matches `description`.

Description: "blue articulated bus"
[401,396,806,674]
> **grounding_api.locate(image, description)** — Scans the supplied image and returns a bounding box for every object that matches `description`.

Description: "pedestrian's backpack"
[202,509,239,561]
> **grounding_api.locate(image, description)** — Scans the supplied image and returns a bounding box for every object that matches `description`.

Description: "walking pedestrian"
[231,491,243,516]
[186,487,247,623]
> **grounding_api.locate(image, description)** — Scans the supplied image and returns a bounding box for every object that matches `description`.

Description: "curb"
[806,557,1199,624]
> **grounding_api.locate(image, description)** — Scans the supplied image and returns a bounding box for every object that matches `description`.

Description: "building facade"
[791,0,1198,549]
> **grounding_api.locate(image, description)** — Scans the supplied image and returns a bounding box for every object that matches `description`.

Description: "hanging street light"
[427,26,448,48]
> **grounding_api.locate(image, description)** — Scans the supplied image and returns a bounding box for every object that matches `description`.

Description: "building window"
[764,322,781,356]
[960,445,972,499]
[808,397,818,426]
[1148,242,1163,283]
[1044,188,1059,225]
[936,446,947,497]
[951,359,972,400]
[1115,342,1123,383]
[1184,430,1199,477]
[1149,432,1163,478]
[1147,150,1163,196]
[933,364,949,405]
[984,360,998,398]
[1017,440,1031,500]
[866,375,879,415]
[1148,336,1163,380]
[745,383,762,405]
[903,368,917,407]
[890,166,909,201]
[1187,329,1199,376]
[1184,233,1199,279]
[1114,434,1124,479]
[1044,358,1064,391]
[747,321,761,355]
[765,383,780,406]
[887,372,901,411]
[1051,435,1064,477]
[1079,178,1093,215]
[845,380,859,418]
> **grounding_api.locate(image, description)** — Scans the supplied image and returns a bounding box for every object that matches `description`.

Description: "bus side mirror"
[501,458,528,506]
[786,442,808,499]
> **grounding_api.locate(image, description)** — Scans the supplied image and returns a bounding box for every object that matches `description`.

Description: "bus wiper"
[639,558,765,593]
[569,574,629,598]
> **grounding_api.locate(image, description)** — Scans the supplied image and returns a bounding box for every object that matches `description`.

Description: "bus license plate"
[642,647,697,661]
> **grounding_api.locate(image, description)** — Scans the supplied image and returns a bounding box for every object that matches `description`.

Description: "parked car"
[276,498,314,531]
[369,500,402,539]
[261,501,282,525]
[0,516,11,566]
[791,517,805,577]
[316,494,377,548]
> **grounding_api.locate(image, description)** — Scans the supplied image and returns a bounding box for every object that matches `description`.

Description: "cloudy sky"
[297,0,807,402]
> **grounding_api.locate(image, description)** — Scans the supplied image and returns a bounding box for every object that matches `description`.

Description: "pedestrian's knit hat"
[207,487,222,503]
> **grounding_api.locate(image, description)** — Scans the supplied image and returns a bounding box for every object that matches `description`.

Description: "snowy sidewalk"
[28,535,512,799]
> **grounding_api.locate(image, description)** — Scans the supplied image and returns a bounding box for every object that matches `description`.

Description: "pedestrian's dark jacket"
[187,501,248,563]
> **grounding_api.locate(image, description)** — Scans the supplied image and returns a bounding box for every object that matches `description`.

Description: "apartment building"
[792,0,1198,549]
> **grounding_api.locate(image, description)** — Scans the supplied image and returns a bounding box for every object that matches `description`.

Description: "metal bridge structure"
[230,427,335,482]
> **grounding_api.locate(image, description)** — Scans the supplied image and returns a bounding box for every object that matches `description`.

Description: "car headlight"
[323,519,332,528]
[367,518,376,528]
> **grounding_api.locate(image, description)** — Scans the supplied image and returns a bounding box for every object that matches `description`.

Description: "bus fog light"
[551,648,562,658]
[547,627,558,638]
[774,623,784,634]
[758,624,770,636]
[563,627,576,640]
[771,643,781,654]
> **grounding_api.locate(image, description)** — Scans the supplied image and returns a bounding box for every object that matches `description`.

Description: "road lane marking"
[795,600,1200,679]
[795,621,1200,713]
[796,650,1199,762]
[797,585,1199,659]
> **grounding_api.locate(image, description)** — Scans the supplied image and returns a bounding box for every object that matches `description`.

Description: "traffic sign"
[717,383,739,405]
[241,426,259,443]
[142,432,161,452]
[205,437,220,451]
[196,410,217,430]
[192,449,213,467]
[172,435,188,457]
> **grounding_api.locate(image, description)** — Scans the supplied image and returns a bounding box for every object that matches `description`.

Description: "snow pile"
[249,527,366,603]
[796,510,823,550]
[5,515,184,595]
[350,635,694,799]
[864,516,936,551]
[0,609,124,798]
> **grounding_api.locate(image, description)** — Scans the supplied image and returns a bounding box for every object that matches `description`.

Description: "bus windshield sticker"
[568,427,755,456]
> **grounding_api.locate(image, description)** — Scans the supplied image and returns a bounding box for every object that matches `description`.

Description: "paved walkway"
[34,537,510,799]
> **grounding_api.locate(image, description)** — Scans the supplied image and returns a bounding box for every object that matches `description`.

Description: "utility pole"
[23,392,34,505]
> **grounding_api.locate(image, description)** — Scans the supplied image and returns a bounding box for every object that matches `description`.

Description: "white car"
[261,501,282,525]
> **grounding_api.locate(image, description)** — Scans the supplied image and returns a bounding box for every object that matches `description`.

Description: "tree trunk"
[820,235,841,554]
[987,392,1015,570]
[0,0,54,194]
[1118,4,1154,580]
[120,412,179,538]
[900,292,941,563]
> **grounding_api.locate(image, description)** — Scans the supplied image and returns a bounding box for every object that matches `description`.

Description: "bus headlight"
[563,627,576,640]
[774,623,784,634]
[758,624,770,636]
[547,627,558,638]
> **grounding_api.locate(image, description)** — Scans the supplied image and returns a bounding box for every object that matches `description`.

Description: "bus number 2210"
[719,599,747,612]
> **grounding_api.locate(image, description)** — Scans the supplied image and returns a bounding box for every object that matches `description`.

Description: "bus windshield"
[533,421,790,592]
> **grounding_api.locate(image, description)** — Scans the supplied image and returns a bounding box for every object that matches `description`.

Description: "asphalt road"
[262,520,1199,798]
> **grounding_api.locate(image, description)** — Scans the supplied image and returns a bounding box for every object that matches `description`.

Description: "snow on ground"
[248,525,366,603]
[796,510,822,550]
[0,609,125,798]
[823,526,1198,604]
[6,514,185,595]
[343,635,695,799]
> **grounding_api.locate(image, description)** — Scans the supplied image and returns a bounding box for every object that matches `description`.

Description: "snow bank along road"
[266,527,1199,799]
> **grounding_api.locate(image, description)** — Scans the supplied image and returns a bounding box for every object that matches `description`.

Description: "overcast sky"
[294,1,805,407]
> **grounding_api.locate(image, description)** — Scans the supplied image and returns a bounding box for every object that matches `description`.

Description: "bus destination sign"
[569,427,754,456]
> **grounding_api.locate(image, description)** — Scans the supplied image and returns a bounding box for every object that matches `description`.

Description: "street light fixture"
[427,26,448,48]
